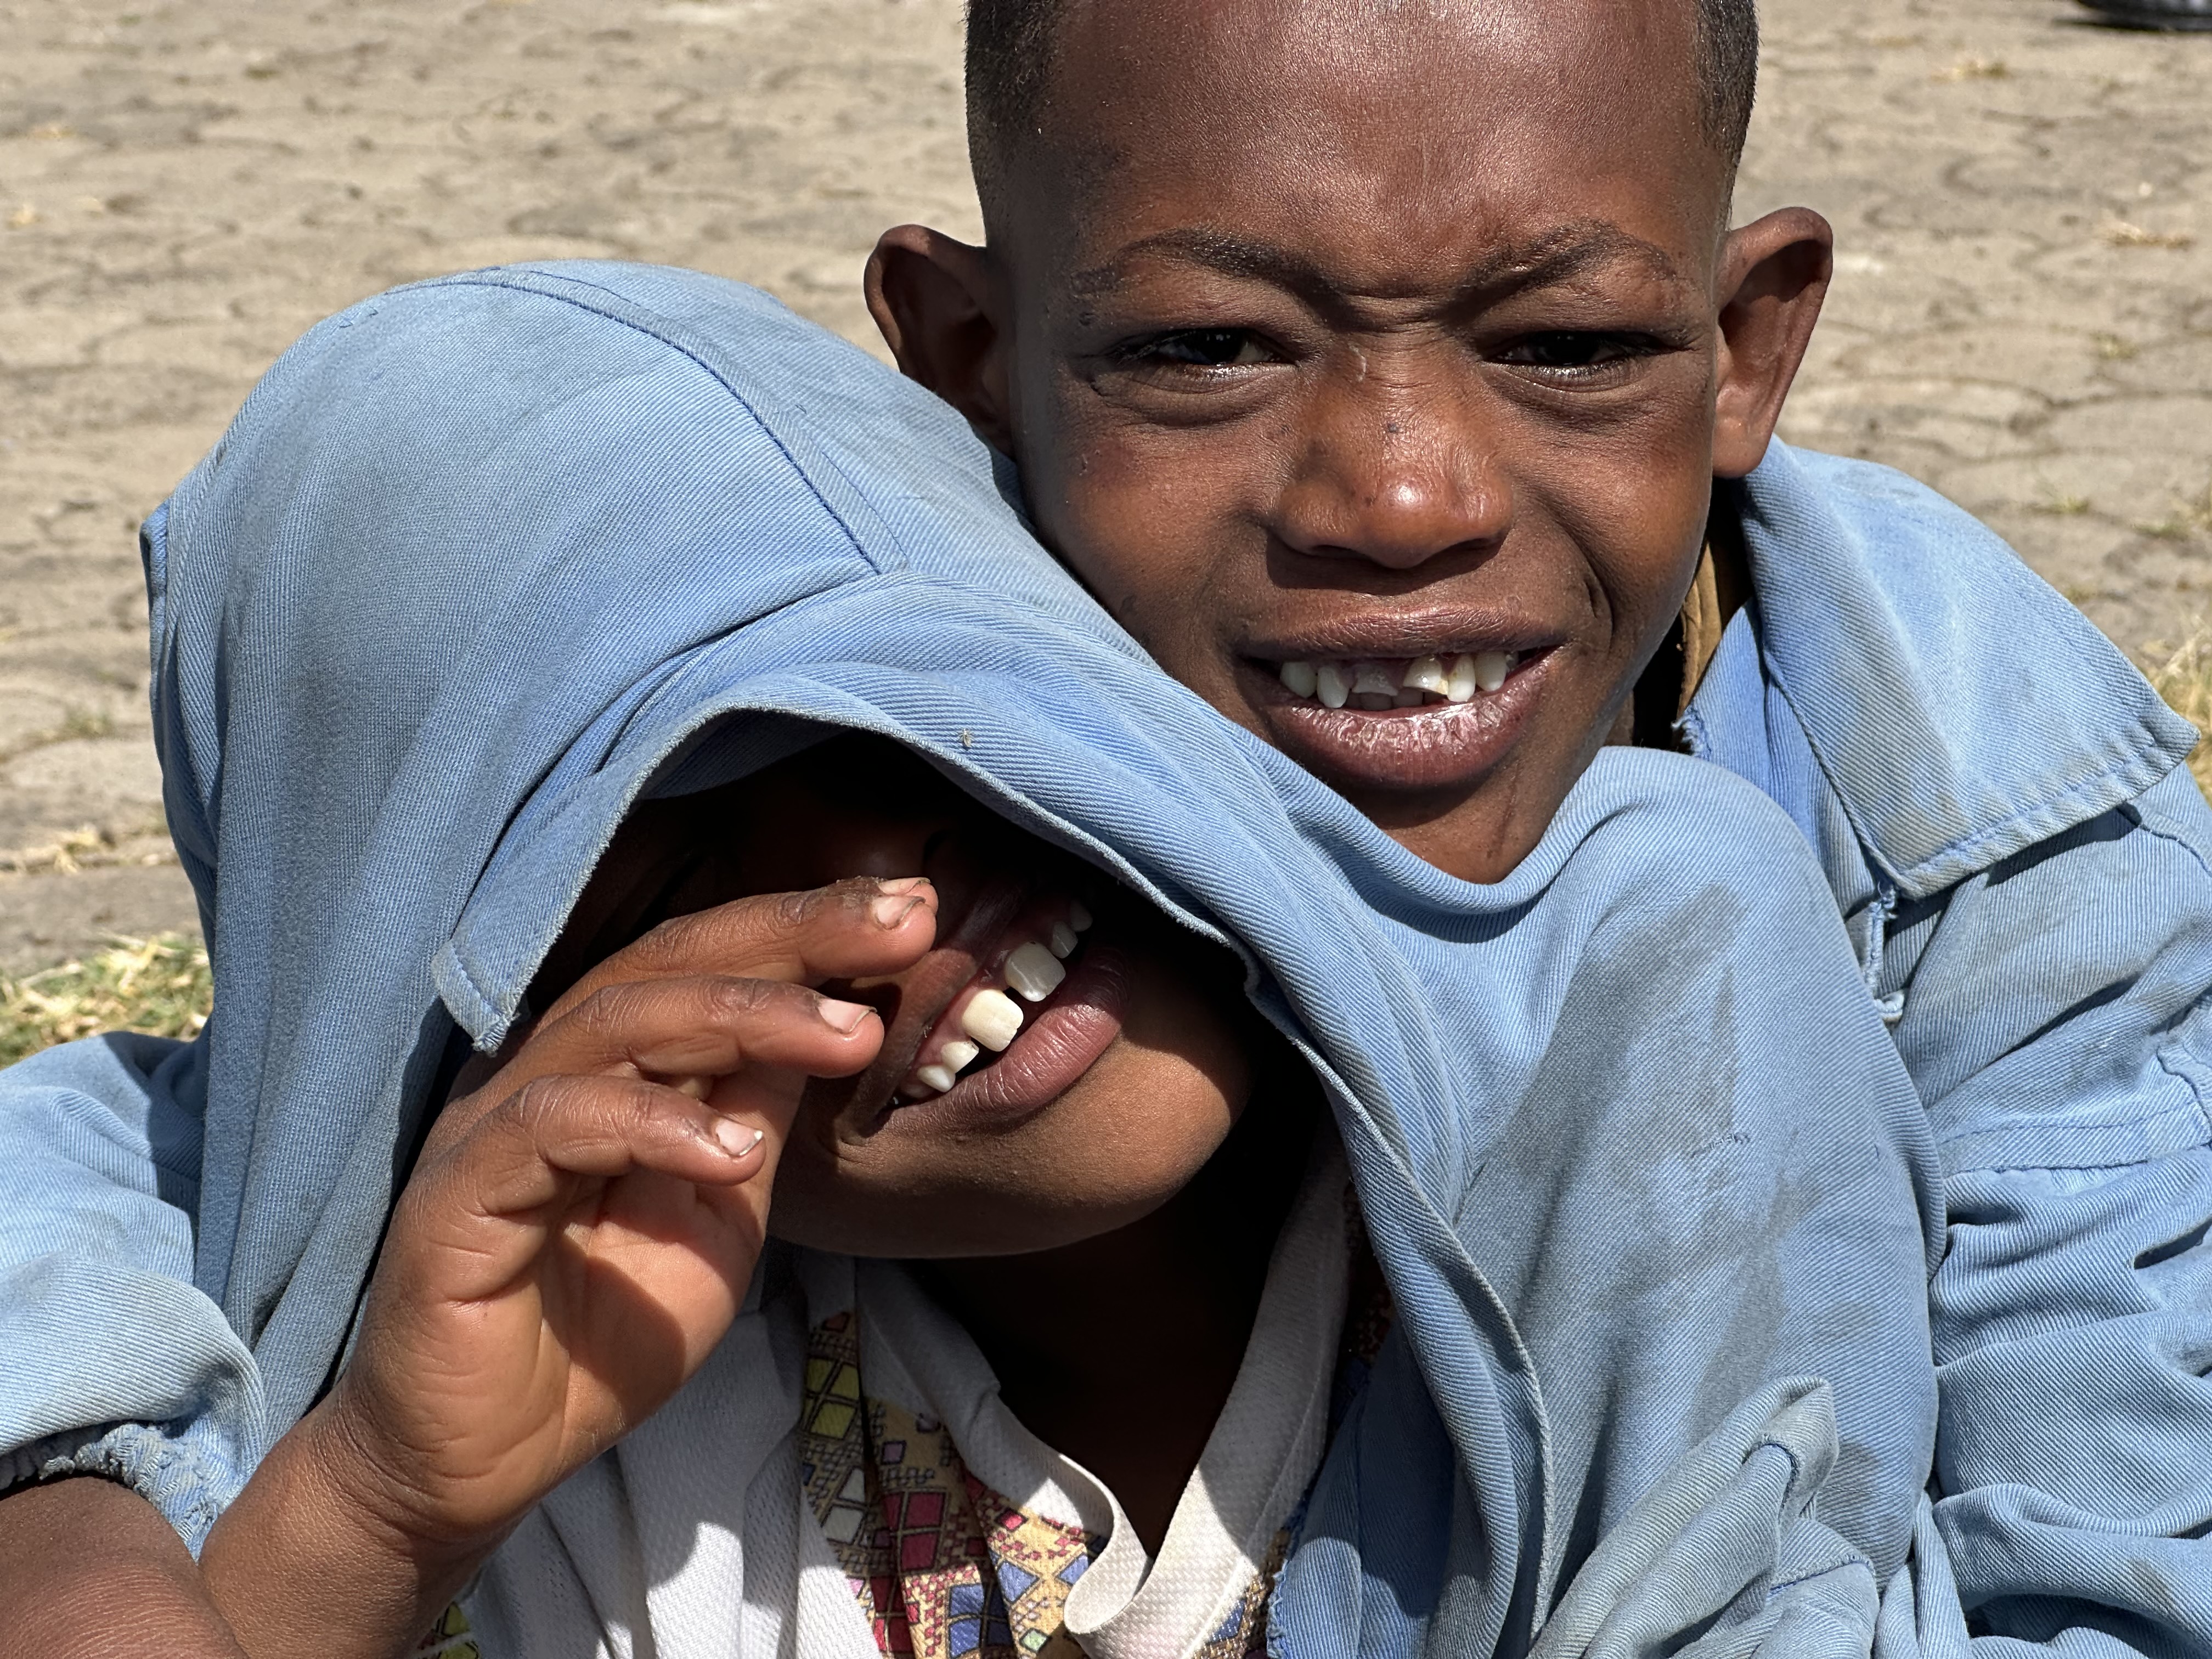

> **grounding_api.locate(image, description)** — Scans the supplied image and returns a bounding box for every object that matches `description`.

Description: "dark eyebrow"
[1068,221,1689,304]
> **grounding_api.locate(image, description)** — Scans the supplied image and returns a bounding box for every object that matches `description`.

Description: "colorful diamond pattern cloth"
[797,1280,1384,1659]
[412,1601,481,1658]
[802,1309,1101,1658]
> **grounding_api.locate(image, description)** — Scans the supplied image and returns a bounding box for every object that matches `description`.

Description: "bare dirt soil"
[2,0,2206,970]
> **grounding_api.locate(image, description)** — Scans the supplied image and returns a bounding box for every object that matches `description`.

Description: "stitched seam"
[1759,644,2186,887]
[2125,812,2212,883]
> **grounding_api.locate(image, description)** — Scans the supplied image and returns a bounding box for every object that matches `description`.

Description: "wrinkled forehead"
[994,0,1724,279]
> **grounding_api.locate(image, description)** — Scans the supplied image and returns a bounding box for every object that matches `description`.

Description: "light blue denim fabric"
[1683,448,2212,1653]
[0,259,2188,1653]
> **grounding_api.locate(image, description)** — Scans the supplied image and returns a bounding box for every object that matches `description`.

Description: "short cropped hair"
[967,0,1759,194]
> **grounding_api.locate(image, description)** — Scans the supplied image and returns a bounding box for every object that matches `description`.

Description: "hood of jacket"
[138,261,1940,1655]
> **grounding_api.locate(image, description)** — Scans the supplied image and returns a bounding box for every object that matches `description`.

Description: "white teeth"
[1401,656,1449,695]
[1283,651,1521,707]
[1003,941,1066,1003]
[1068,899,1093,932]
[939,1039,980,1072]
[961,988,1024,1051]
[915,1063,958,1093]
[1048,921,1080,958]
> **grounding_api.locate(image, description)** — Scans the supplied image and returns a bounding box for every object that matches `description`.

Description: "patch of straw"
[2147,628,2212,803]
[0,933,211,1067]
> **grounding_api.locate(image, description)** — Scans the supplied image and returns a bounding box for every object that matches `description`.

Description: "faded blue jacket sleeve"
[1697,442,2212,1652]
[0,1032,263,1550]
[1885,764,2212,1651]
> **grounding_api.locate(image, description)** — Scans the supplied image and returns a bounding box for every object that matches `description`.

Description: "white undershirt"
[457,1136,1350,1659]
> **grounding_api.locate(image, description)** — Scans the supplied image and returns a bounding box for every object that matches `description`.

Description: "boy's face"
[560,737,1296,1258]
[870,0,1831,881]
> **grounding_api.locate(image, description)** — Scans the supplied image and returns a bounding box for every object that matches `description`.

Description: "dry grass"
[0,934,212,1068]
[2148,628,2212,802]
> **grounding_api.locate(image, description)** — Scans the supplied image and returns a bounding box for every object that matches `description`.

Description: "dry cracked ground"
[1,0,2207,972]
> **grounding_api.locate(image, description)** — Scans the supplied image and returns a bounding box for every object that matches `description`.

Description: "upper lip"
[1240,605,1564,663]
[840,873,1029,1127]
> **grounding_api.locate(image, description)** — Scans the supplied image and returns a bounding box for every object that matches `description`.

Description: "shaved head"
[967,0,1759,206]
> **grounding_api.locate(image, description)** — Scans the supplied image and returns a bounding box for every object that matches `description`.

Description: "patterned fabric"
[803,1225,1395,1659]
[413,1601,479,1658]
[801,1309,1095,1658]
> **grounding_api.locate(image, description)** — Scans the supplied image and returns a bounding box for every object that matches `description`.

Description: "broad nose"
[1272,370,1511,573]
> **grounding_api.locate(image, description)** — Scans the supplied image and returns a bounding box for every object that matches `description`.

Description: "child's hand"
[252,878,934,1595]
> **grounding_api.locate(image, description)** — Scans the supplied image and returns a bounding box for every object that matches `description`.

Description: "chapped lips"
[1238,641,1559,792]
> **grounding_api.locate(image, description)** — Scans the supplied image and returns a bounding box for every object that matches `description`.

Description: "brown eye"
[1493,332,1648,370]
[1142,329,1280,368]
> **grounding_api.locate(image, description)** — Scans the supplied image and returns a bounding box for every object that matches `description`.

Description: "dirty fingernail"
[871,894,924,928]
[817,997,875,1034]
[713,1118,765,1158]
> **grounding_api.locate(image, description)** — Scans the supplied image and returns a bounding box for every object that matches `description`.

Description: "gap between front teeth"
[1279,650,1517,708]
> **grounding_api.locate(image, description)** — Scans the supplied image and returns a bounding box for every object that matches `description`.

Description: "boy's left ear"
[1711,208,1833,479]
[866,225,1016,454]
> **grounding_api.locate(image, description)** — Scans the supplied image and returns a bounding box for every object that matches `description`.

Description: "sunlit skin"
[868,0,1832,880]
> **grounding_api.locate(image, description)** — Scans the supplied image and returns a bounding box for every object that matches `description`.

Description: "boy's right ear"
[866,225,1015,455]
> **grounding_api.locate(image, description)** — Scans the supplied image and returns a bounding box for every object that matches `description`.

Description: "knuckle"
[568,983,639,1042]
[699,974,781,1023]
[508,1072,585,1129]
[629,909,709,971]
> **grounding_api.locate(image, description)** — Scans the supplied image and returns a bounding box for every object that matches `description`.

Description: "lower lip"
[1244,650,1555,793]
[882,945,1133,1133]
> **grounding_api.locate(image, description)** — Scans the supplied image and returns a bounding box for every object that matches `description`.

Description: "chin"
[772,1080,1237,1259]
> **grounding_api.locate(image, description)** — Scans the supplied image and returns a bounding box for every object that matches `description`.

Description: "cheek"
[1017,376,1261,669]
[1520,405,1715,643]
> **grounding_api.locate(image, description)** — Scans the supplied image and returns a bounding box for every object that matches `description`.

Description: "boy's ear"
[1711,208,1833,479]
[866,225,1015,454]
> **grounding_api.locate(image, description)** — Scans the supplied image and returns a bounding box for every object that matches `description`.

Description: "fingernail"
[817,997,875,1034]
[713,1118,765,1158]
[876,877,930,896]
[672,1074,712,1101]
[871,894,924,928]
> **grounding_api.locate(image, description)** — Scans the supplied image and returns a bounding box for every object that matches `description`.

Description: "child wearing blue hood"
[5,0,2212,1650]
[0,263,1945,1659]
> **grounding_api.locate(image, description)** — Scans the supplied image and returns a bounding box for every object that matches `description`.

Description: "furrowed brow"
[1069,221,1689,307]
[1068,229,1331,298]
[1455,224,1689,300]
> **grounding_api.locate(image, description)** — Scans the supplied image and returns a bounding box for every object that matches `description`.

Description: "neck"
[917,1092,1318,1555]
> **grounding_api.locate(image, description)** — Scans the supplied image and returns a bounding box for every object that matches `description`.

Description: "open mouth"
[1266,648,1528,710]
[1238,644,1558,793]
[845,882,1133,1132]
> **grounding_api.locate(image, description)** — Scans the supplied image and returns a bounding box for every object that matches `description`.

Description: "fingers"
[534,972,888,1084]
[541,877,938,1025]
[425,1074,772,1223]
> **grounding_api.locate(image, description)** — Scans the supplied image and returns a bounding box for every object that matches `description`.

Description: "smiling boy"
[858,0,2212,1645]
[4,0,2212,1652]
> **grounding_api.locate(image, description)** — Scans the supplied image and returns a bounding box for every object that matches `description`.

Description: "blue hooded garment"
[0,262,1979,1654]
